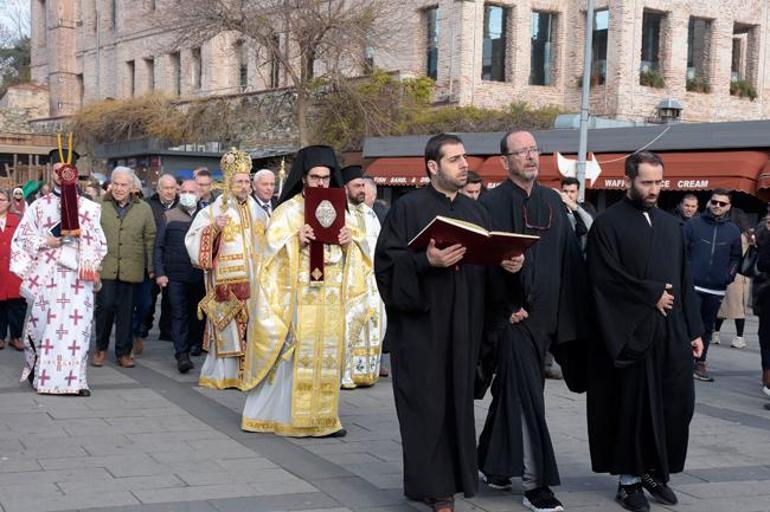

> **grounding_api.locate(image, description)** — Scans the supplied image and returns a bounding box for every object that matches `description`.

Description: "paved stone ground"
[0,316,769,512]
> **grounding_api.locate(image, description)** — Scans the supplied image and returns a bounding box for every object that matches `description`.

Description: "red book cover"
[304,187,346,245]
[408,215,540,266]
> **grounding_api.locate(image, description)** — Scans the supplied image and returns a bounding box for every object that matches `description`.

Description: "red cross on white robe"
[69,309,83,325]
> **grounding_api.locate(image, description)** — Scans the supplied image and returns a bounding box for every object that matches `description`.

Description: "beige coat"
[718,233,751,319]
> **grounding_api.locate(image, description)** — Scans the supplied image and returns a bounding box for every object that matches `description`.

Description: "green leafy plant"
[639,69,665,88]
[313,70,563,151]
[730,79,757,100]
[686,76,711,93]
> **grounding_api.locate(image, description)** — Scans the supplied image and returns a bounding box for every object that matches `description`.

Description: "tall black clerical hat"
[48,147,81,164]
[278,145,342,205]
[341,165,364,185]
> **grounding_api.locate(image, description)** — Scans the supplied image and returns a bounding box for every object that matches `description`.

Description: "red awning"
[480,150,769,194]
[366,151,770,196]
[365,156,487,186]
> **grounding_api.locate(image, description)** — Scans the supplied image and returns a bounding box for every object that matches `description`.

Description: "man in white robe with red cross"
[11,149,107,396]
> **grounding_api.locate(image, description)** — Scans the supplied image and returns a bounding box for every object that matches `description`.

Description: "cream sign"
[601,178,710,189]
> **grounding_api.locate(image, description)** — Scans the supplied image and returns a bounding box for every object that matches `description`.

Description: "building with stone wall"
[30,0,770,124]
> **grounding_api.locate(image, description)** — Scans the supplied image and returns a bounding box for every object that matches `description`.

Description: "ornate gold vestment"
[241,194,372,435]
[185,195,266,389]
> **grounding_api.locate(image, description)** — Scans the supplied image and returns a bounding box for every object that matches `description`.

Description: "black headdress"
[277,145,342,205]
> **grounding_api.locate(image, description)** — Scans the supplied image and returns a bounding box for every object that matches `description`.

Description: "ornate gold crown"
[219,148,252,213]
[220,148,252,179]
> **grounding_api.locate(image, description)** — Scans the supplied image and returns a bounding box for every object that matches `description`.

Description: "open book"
[408,215,540,266]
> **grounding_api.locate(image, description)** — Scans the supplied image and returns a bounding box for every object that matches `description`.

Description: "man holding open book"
[375,133,524,512]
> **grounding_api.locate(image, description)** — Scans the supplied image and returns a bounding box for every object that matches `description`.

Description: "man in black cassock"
[586,151,704,512]
[375,133,523,512]
[477,129,587,512]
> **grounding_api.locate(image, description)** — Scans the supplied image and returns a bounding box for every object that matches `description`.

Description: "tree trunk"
[296,87,309,147]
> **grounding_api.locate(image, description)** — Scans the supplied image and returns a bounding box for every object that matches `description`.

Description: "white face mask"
[179,193,197,209]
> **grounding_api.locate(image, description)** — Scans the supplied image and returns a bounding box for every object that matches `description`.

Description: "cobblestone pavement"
[0,317,768,512]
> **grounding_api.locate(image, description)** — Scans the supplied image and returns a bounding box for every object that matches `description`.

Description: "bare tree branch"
[156,0,408,145]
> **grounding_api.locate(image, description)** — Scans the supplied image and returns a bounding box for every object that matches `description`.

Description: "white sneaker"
[763,386,770,398]
[731,337,747,349]
[711,332,721,345]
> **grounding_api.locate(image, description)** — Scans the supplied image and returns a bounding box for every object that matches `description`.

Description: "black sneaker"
[616,483,650,512]
[693,362,714,382]
[640,473,677,505]
[523,486,564,512]
[177,354,194,374]
[483,474,512,490]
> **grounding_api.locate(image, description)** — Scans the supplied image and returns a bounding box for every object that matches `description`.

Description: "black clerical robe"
[375,185,487,500]
[476,180,588,485]
[586,198,702,480]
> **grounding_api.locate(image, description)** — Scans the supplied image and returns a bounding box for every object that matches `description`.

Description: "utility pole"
[95,0,101,101]
[576,0,595,203]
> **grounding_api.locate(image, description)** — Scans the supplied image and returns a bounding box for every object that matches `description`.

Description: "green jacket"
[98,195,156,283]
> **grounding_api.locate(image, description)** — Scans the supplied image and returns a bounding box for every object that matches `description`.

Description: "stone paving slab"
[0,319,769,512]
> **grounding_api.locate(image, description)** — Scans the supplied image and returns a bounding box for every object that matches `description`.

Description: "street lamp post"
[576,0,595,204]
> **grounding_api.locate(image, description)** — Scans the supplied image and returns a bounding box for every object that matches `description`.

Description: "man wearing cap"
[10,146,107,396]
[241,145,371,437]
[341,165,385,388]
[185,149,268,390]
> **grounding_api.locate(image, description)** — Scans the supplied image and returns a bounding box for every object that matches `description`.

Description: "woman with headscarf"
[0,189,26,351]
[10,188,26,216]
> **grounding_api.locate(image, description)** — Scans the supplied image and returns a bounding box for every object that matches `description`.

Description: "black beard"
[627,185,655,211]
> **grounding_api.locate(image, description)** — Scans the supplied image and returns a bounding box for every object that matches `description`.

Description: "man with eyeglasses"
[241,145,370,439]
[586,151,704,512]
[476,129,588,512]
[683,189,742,382]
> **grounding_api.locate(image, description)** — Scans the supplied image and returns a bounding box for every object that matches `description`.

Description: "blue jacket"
[154,205,203,283]
[684,212,742,292]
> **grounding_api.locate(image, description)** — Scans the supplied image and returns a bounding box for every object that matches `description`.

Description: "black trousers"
[0,298,27,339]
[167,280,206,359]
[95,279,136,358]
[143,283,172,338]
[696,291,724,363]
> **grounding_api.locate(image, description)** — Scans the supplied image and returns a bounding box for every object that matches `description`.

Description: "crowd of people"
[0,132,768,512]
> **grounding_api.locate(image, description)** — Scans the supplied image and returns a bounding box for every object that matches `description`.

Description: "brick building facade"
[31,0,770,123]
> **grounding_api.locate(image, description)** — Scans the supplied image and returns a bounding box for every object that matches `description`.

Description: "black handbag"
[738,245,759,278]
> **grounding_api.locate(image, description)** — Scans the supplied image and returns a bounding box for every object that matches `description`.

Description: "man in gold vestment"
[241,146,371,437]
[185,149,267,389]
[340,165,385,389]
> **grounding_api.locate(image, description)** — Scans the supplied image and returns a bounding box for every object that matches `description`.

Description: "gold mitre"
[220,148,252,181]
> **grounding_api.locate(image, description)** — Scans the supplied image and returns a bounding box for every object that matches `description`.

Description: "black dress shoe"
[616,483,650,512]
[177,354,194,374]
[321,428,347,438]
[640,472,677,505]
[78,389,91,397]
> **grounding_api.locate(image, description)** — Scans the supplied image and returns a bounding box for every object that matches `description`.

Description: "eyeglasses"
[710,200,729,207]
[506,146,541,158]
[306,174,331,183]
[523,203,553,231]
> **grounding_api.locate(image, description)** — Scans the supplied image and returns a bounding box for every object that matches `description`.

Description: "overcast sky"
[0,0,30,41]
